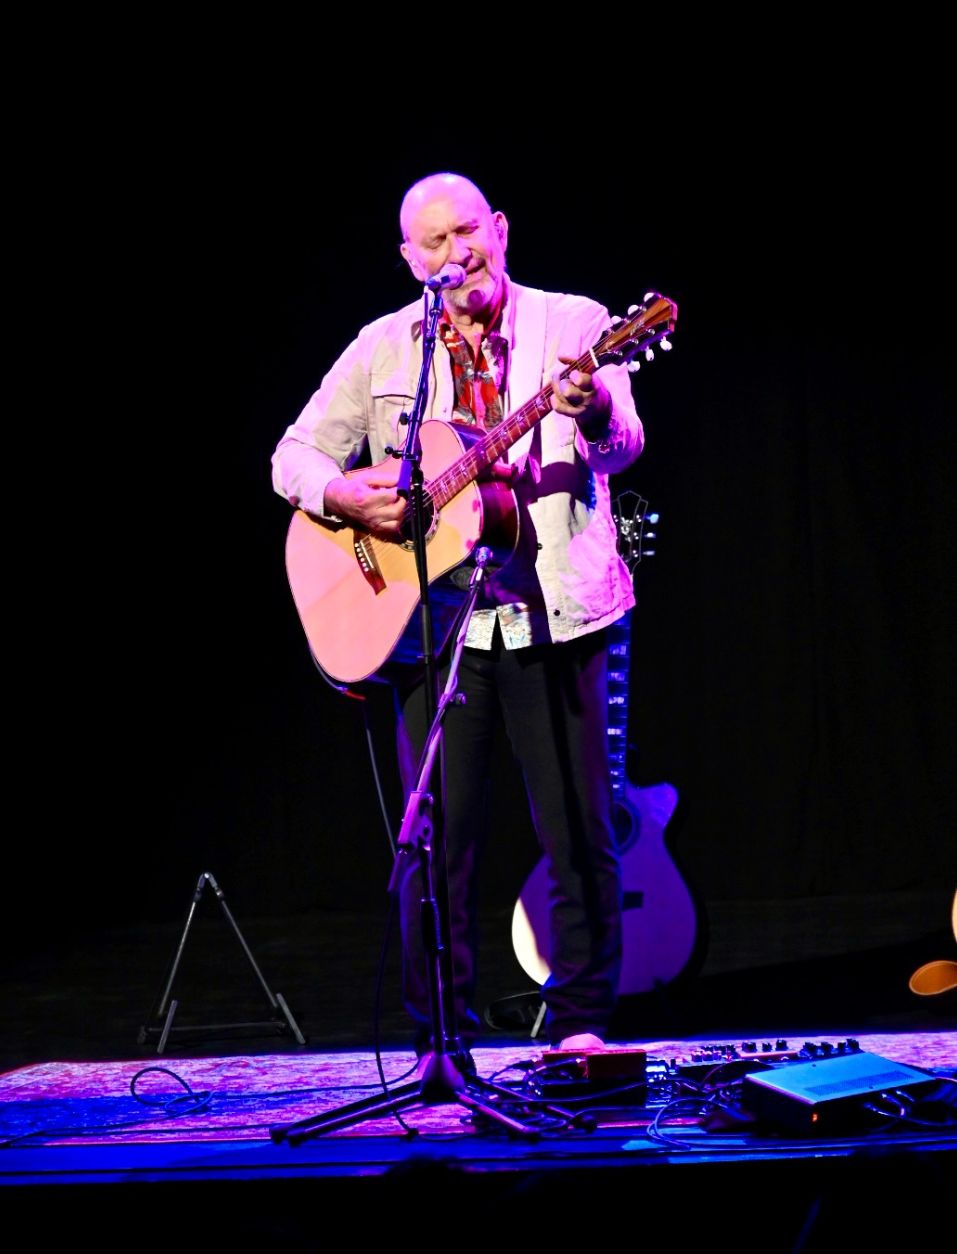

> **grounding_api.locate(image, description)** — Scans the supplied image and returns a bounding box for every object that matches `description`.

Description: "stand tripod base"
[137,993,304,1055]
[270,1049,543,1145]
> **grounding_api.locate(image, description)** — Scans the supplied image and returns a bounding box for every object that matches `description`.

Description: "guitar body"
[285,421,519,683]
[510,494,701,999]
[512,780,700,996]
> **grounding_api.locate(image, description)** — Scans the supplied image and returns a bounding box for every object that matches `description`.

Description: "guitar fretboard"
[422,294,676,514]
[608,491,652,806]
[608,610,632,802]
[426,374,568,511]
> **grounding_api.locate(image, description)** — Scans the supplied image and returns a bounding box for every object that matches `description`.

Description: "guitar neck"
[428,359,586,510]
[607,491,652,800]
[428,293,677,509]
[607,609,632,802]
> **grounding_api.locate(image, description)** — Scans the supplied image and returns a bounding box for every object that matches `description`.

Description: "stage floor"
[2,1029,955,1242]
[3,900,954,1242]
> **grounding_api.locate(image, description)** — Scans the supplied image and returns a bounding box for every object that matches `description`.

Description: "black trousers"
[395,623,622,1048]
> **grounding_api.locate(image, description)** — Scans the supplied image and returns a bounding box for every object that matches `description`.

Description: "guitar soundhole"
[398,494,437,548]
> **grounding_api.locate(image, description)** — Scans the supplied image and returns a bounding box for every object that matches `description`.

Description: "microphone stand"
[270,283,541,1144]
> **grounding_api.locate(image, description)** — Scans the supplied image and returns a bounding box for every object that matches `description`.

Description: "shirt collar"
[413,273,515,348]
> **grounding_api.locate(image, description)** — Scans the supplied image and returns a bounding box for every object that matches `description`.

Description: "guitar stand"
[138,870,306,1055]
[270,552,543,1146]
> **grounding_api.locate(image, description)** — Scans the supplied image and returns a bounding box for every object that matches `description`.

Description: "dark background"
[9,88,954,1010]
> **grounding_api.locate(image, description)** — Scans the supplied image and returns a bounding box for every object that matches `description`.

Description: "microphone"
[424,263,467,292]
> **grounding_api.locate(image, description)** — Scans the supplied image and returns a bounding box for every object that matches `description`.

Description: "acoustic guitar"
[284,294,678,684]
[908,889,957,995]
[511,491,702,997]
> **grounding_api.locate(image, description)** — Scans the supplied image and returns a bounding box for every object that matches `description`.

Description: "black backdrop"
[12,107,953,966]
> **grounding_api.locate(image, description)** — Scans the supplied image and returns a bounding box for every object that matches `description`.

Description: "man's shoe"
[453,1048,476,1078]
[415,1039,476,1077]
[556,1032,605,1051]
[484,992,543,1032]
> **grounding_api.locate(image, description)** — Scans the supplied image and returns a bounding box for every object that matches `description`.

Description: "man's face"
[400,183,508,319]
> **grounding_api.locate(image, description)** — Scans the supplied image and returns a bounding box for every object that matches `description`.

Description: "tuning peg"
[627,304,641,315]
[627,360,641,373]
[644,348,655,362]
[659,338,672,352]
[642,291,659,302]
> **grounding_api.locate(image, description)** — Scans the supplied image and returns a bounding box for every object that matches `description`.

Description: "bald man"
[273,171,645,1061]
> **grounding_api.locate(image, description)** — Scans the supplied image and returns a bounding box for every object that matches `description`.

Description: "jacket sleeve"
[546,293,645,475]
[270,329,377,519]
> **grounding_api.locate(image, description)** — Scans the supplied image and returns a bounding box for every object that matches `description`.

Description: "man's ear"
[493,212,508,246]
[400,241,424,281]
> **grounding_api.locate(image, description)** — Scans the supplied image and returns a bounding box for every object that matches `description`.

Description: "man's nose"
[447,237,471,264]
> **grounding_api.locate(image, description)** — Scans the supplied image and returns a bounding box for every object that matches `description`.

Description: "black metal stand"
[138,870,305,1055]
[270,557,541,1143]
[271,281,539,1142]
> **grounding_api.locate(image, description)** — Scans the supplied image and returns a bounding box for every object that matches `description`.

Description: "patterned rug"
[1,1031,954,1149]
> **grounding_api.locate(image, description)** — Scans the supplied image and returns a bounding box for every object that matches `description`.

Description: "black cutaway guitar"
[511,491,701,996]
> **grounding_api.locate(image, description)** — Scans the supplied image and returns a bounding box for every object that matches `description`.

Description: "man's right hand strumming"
[324,463,406,538]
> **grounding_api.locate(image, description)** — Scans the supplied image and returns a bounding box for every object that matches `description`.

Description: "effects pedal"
[671,1038,869,1083]
[536,1047,648,1079]
[526,1047,650,1100]
[673,1039,799,1083]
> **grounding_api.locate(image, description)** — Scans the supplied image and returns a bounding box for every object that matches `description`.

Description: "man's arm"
[548,296,645,472]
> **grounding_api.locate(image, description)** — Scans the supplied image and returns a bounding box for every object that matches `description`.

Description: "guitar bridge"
[354,533,386,594]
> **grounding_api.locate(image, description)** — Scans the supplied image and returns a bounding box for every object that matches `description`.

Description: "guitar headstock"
[595,292,677,373]
[612,490,657,574]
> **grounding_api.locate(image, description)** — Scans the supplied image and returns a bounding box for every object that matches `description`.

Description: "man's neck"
[443,287,505,346]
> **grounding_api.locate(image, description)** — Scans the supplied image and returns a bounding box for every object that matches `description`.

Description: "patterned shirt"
[438,320,506,429]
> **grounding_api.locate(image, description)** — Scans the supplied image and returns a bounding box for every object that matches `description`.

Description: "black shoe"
[484,991,544,1034]
[453,1047,476,1077]
[415,1007,481,1057]
[415,1038,476,1077]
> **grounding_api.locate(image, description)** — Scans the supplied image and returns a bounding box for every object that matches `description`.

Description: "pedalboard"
[523,1038,881,1103]
[519,1038,942,1132]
